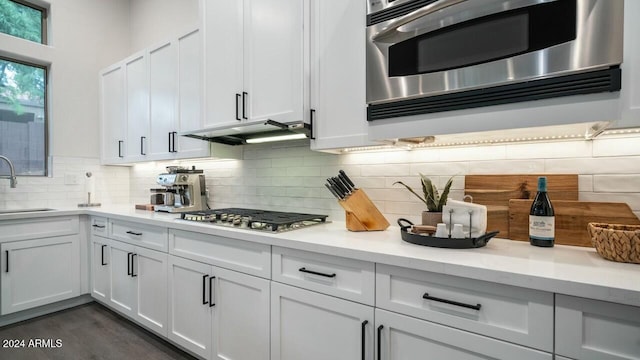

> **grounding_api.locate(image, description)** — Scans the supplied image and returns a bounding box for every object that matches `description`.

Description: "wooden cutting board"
[465,175,579,238]
[509,200,640,247]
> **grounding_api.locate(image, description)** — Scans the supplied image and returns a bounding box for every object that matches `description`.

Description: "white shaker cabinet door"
[202,0,243,128]
[243,0,305,124]
[108,240,136,317]
[375,309,552,360]
[1,235,80,315]
[271,282,374,360]
[135,246,168,337]
[309,0,372,150]
[555,294,640,360]
[168,256,213,360]
[100,64,126,164]
[125,52,150,162]
[211,266,270,360]
[90,235,110,302]
[148,40,178,159]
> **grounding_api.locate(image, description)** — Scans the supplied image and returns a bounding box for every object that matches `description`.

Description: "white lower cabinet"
[555,294,640,360]
[375,309,551,360]
[0,235,81,315]
[107,239,168,337]
[168,255,270,360]
[270,281,374,360]
[90,234,110,302]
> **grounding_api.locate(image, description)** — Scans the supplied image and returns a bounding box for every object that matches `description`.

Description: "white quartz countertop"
[2,205,639,307]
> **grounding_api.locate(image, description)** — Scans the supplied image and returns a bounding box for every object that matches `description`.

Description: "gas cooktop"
[179,208,329,232]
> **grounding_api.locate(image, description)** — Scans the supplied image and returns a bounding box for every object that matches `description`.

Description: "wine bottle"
[529,176,555,247]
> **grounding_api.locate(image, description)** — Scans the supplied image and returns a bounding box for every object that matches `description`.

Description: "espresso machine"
[154,166,208,213]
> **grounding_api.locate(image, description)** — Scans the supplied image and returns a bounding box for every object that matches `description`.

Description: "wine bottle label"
[529,215,555,240]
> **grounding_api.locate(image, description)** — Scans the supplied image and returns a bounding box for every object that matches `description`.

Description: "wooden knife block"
[338,189,390,231]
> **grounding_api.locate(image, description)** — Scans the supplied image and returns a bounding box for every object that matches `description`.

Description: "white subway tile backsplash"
[505,140,592,159]
[579,192,640,211]
[361,164,411,177]
[593,175,640,193]
[578,175,593,192]
[439,145,506,162]
[468,160,545,174]
[545,157,640,174]
[593,136,640,157]
[409,162,468,176]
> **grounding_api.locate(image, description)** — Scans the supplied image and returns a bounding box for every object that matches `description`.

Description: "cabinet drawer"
[555,294,640,360]
[376,264,553,352]
[272,247,375,305]
[169,229,270,279]
[90,217,108,237]
[109,220,168,252]
[0,216,79,242]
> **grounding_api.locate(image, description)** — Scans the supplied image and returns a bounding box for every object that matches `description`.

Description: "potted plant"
[394,174,454,226]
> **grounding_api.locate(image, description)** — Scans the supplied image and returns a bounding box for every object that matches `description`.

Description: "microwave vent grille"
[367,0,438,26]
[367,67,621,121]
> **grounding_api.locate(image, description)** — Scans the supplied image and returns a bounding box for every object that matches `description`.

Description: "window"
[0,0,48,176]
[0,0,46,44]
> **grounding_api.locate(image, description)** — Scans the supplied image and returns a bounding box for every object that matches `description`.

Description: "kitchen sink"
[0,208,55,214]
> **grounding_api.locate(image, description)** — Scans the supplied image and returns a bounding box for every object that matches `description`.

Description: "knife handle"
[332,176,350,195]
[325,183,342,200]
[339,170,356,188]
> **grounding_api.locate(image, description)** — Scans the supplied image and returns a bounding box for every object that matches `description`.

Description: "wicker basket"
[588,223,640,264]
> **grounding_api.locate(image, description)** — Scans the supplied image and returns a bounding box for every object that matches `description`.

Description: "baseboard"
[0,294,94,328]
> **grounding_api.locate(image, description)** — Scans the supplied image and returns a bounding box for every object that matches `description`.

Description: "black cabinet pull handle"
[171,132,178,153]
[299,267,336,278]
[131,254,137,277]
[310,109,316,140]
[92,224,105,229]
[125,231,143,236]
[209,276,216,307]
[202,275,209,305]
[377,325,383,360]
[118,140,124,158]
[422,292,482,311]
[5,250,8,273]
[140,136,146,155]
[242,91,248,119]
[361,320,368,360]
[235,94,241,121]
[127,252,132,275]
[101,244,107,266]
[168,132,172,153]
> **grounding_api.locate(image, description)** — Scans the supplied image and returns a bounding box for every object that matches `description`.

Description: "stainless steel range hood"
[181,120,311,146]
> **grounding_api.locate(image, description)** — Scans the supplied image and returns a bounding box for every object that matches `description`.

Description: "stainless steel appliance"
[179,208,328,233]
[154,167,208,213]
[366,0,624,120]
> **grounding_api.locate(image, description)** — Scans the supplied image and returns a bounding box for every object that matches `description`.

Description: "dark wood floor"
[0,302,197,360]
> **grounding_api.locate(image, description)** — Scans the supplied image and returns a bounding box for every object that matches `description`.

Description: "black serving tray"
[397,218,499,249]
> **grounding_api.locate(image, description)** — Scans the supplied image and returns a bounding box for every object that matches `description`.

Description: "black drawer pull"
[127,252,132,275]
[361,320,368,360]
[125,231,143,236]
[377,325,383,360]
[209,276,216,307]
[235,94,241,121]
[422,292,482,311]
[202,275,209,305]
[131,254,137,277]
[101,244,107,266]
[92,224,105,229]
[5,250,8,273]
[299,267,336,278]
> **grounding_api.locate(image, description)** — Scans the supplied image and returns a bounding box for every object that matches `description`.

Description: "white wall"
[128,0,200,52]
[49,0,131,158]
[130,134,640,226]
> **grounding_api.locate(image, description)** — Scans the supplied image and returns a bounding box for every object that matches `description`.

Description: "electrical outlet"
[64,173,79,185]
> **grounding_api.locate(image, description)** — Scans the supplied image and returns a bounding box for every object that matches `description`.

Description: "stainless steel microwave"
[366,0,624,121]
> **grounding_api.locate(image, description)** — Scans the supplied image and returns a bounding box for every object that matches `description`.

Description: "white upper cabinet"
[309,0,374,151]
[202,0,305,128]
[100,28,211,164]
[612,0,640,129]
[125,52,150,162]
[100,64,126,164]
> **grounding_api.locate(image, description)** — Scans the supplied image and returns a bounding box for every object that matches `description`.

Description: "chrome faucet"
[0,155,17,188]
